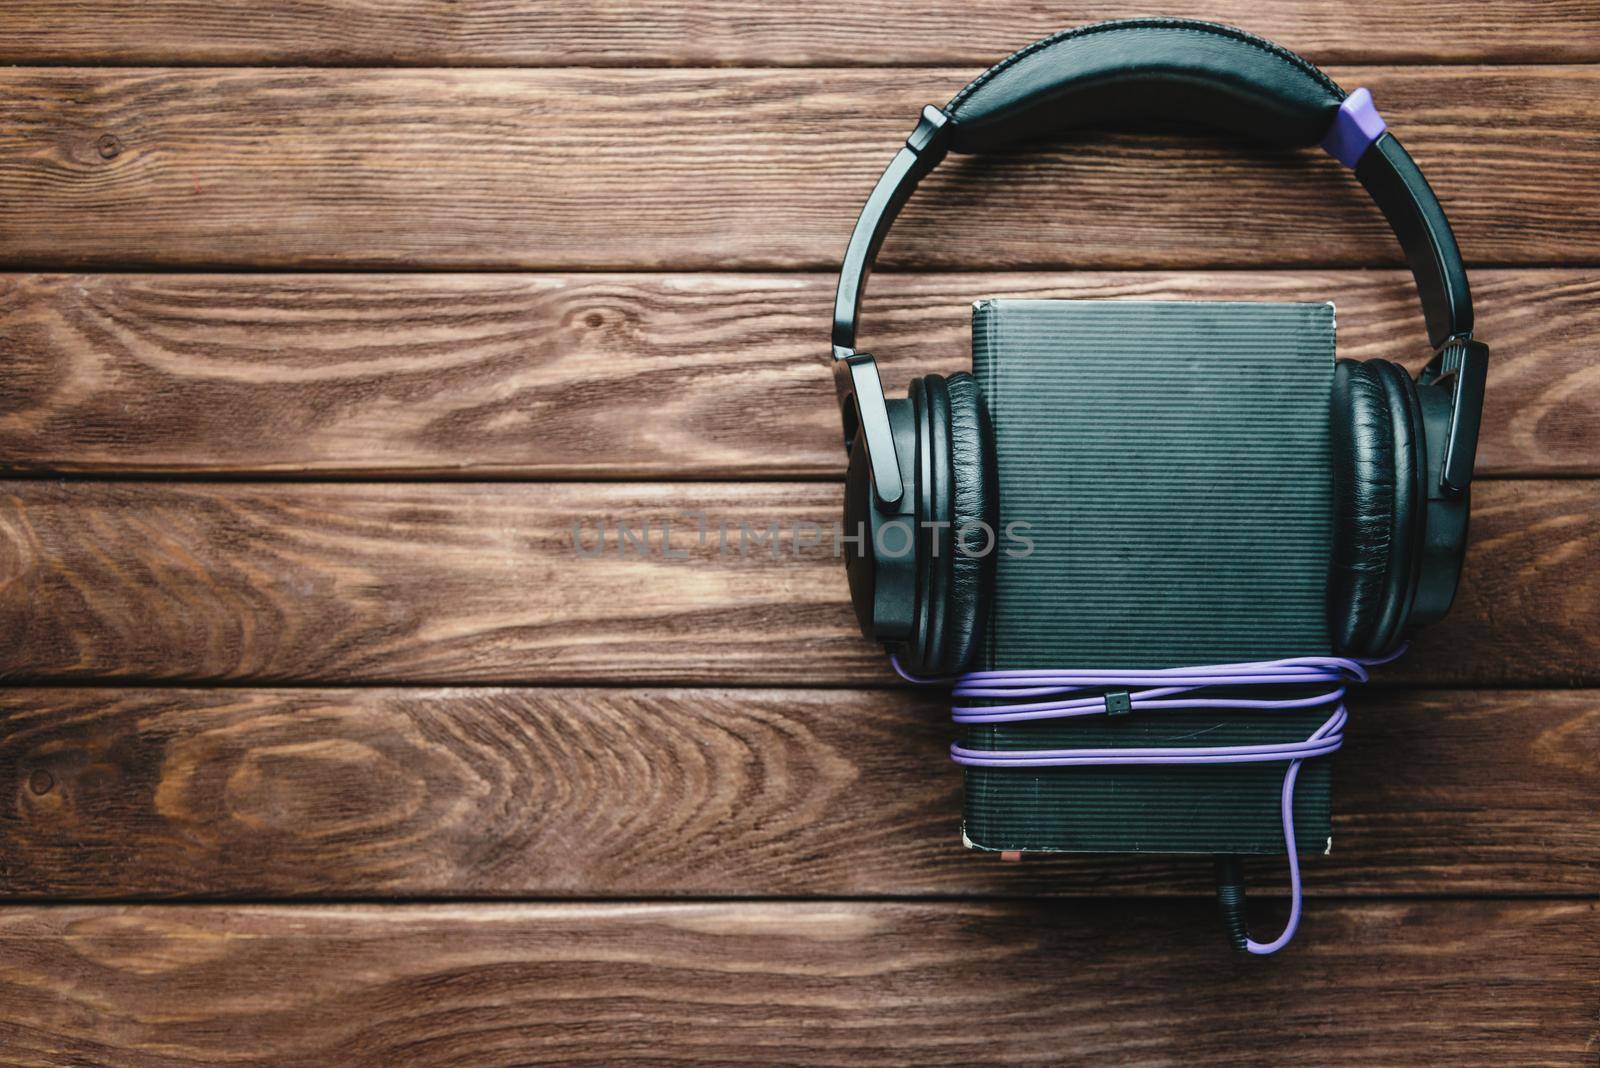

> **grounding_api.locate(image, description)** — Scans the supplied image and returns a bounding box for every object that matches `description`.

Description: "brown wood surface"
[2,685,1596,899]
[0,900,1595,1066]
[3,269,1596,478]
[3,1,1597,67]
[0,66,1595,270]
[1,3,1595,1061]
[0,478,1593,687]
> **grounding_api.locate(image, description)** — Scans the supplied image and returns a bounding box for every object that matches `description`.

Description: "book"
[966,299,1336,855]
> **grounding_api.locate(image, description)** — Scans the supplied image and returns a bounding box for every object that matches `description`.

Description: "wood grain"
[0,66,1594,270]
[0,479,1593,686]
[3,685,1596,899]
[0,4,1590,1053]
[3,269,1595,478]
[3,1,1597,67]
[0,900,1595,1066]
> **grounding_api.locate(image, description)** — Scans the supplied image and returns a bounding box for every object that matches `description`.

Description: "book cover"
[966,299,1336,855]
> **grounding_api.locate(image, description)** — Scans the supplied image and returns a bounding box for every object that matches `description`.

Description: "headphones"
[832,18,1488,675]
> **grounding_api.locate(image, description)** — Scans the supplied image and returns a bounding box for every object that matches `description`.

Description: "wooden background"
[0,2,1596,1064]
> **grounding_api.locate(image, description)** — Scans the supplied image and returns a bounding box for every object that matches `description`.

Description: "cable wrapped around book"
[962,298,1338,858]
[947,299,1350,949]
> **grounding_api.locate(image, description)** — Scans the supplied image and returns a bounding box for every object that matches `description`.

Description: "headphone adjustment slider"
[905,105,953,164]
[1430,337,1488,495]
[833,350,904,507]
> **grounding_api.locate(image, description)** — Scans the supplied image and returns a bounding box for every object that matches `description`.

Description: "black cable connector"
[1214,854,1250,953]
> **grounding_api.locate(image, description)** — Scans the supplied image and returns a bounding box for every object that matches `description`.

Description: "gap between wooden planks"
[0,66,1594,269]
[3,269,1595,479]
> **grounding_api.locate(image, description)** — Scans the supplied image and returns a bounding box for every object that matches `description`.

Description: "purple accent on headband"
[1321,88,1386,168]
[893,648,1404,955]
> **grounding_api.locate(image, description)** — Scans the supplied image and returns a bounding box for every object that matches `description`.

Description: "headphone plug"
[1214,855,1251,953]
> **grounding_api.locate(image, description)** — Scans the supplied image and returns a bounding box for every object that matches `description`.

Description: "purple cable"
[893,649,1403,954]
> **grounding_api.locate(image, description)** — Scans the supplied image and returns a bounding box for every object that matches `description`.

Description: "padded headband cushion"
[945,18,1345,153]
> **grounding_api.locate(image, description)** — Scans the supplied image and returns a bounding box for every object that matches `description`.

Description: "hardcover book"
[966,299,1336,855]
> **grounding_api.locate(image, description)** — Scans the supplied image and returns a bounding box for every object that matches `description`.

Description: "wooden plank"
[0,66,1593,270]
[3,2,1597,67]
[0,900,1593,1065]
[0,479,1592,686]
[2,686,1595,899]
[3,269,1594,478]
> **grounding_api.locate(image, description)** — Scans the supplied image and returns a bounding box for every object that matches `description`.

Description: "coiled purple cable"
[894,649,1402,954]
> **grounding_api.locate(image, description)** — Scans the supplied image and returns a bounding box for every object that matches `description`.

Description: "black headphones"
[832,18,1488,675]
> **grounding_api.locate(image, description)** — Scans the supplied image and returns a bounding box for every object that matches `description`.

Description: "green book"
[966,299,1336,855]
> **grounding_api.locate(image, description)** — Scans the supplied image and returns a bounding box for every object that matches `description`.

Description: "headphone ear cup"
[1330,359,1396,654]
[942,372,998,673]
[1329,359,1421,656]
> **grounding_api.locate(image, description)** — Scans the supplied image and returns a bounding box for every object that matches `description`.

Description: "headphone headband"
[831,19,1486,507]
[945,18,1344,152]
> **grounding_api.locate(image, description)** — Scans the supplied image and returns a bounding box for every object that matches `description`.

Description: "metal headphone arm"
[831,106,952,509]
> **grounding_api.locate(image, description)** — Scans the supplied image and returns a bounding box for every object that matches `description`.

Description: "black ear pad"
[1330,360,1394,653]
[904,375,952,675]
[1367,359,1424,653]
[1330,359,1422,656]
[942,372,998,673]
[899,373,998,675]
